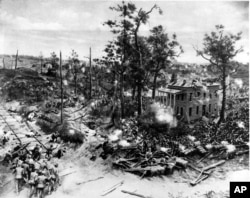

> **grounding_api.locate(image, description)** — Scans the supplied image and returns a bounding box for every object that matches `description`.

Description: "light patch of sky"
[0,0,248,64]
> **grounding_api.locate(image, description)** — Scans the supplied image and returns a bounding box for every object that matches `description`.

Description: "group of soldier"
[4,137,61,198]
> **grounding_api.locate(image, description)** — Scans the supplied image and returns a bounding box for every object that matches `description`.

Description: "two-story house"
[157,79,220,122]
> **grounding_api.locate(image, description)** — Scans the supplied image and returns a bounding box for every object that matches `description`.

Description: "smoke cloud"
[149,102,177,128]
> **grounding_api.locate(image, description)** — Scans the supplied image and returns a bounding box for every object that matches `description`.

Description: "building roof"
[169,79,203,87]
[158,88,183,94]
[169,79,220,88]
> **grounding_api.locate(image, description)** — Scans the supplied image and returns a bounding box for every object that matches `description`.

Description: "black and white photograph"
[0,0,249,197]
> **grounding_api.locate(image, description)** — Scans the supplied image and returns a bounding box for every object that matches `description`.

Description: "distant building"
[157,79,220,122]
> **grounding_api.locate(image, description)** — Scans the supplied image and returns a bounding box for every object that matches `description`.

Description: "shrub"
[56,121,84,144]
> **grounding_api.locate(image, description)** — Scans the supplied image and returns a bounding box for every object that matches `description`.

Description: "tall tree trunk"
[120,71,124,118]
[89,47,92,99]
[120,8,126,119]
[132,84,136,101]
[137,82,142,115]
[15,50,18,70]
[74,66,77,96]
[40,58,43,73]
[59,51,63,124]
[2,57,5,69]
[152,72,158,99]
[219,64,226,124]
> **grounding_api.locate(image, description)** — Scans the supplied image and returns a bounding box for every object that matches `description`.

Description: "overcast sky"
[0,0,249,63]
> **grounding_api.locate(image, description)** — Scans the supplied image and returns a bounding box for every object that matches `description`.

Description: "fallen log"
[121,190,152,198]
[190,174,209,186]
[197,152,212,164]
[190,169,212,186]
[76,176,104,185]
[101,181,124,196]
[59,171,77,178]
[187,164,210,175]
[236,150,249,156]
[203,160,226,171]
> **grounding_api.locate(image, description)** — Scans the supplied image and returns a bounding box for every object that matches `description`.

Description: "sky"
[0,0,249,64]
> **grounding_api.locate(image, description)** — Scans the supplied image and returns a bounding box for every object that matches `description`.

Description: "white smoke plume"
[149,102,177,128]
[234,78,243,88]
[108,129,122,142]
[237,121,245,129]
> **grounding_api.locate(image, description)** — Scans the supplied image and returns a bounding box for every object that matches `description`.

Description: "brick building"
[157,79,220,122]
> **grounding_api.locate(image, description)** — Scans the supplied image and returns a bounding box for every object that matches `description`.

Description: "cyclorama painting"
[0,0,249,198]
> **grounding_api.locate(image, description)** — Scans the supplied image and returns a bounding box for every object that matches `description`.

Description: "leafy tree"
[104,1,136,118]
[50,52,59,69]
[130,4,162,115]
[50,52,59,77]
[104,1,162,116]
[196,25,243,123]
[147,25,183,99]
[68,50,80,96]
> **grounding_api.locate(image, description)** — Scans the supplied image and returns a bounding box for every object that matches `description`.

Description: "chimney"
[181,79,186,86]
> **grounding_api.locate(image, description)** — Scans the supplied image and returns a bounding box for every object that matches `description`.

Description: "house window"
[189,107,192,116]
[181,94,184,101]
[214,104,217,112]
[209,104,211,112]
[180,107,183,116]
[176,95,179,100]
[203,93,206,98]
[196,106,199,115]
[177,106,179,114]
[189,93,192,101]
[209,93,212,99]
[196,92,201,97]
[215,91,218,98]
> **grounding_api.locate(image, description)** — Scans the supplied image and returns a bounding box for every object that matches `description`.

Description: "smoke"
[201,85,209,93]
[149,102,177,128]
[234,78,243,88]
[63,79,68,86]
[69,129,75,134]
[108,129,122,142]
[237,121,245,129]
[118,139,131,147]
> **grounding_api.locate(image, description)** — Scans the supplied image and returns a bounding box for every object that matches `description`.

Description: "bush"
[36,113,60,134]
[56,121,84,144]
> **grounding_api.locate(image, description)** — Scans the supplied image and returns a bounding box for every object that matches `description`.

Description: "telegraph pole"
[89,47,92,99]
[60,51,63,124]
[15,50,18,70]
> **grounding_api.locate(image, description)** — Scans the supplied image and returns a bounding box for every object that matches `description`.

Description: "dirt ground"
[1,143,249,198]
[0,102,249,198]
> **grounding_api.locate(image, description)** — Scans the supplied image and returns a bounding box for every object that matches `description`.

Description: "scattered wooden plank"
[236,150,249,156]
[203,160,226,171]
[187,164,210,175]
[121,190,152,198]
[76,176,104,185]
[59,171,77,178]
[101,181,124,196]
[197,152,212,164]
